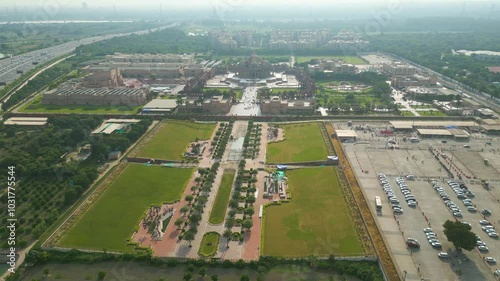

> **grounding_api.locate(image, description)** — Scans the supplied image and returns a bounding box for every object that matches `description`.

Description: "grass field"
[262,167,362,257]
[296,56,367,65]
[19,95,142,114]
[267,123,329,163]
[417,110,447,116]
[208,170,236,224]
[138,121,216,160]
[59,164,194,252]
[401,111,415,117]
[198,232,221,257]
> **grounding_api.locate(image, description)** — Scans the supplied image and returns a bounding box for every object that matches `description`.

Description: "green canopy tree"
[443,220,477,251]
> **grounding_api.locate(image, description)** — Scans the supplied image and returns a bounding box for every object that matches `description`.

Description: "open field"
[208,169,236,224]
[59,164,194,252]
[400,111,415,117]
[137,121,216,160]
[266,123,329,163]
[296,56,367,64]
[19,95,142,114]
[263,167,363,257]
[198,232,221,257]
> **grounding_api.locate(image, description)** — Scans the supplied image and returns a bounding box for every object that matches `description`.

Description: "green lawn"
[208,170,236,224]
[296,56,367,65]
[270,88,300,94]
[417,110,447,116]
[198,232,221,257]
[263,167,362,257]
[400,111,415,117]
[19,95,142,114]
[59,164,194,252]
[138,121,216,160]
[409,104,433,109]
[266,123,329,163]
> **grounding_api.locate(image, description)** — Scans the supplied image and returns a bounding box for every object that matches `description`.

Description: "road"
[0,23,179,85]
[1,55,75,112]
[387,53,500,114]
[227,87,261,116]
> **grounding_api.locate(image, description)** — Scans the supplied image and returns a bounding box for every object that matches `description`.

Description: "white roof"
[143,99,178,110]
[390,121,477,129]
[417,129,453,136]
[336,130,358,138]
[4,117,48,126]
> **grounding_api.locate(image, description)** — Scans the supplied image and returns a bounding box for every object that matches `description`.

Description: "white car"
[480,220,491,225]
[467,206,477,212]
[486,257,496,264]
[482,226,494,231]
[478,245,489,251]
[423,228,433,233]
[432,242,442,248]
[488,232,498,237]
[438,252,449,258]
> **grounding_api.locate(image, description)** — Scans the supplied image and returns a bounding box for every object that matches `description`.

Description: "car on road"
[467,206,477,212]
[478,245,489,251]
[432,242,442,248]
[481,209,492,215]
[438,252,449,258]
[486,257,496,264]
[480,220,491,225]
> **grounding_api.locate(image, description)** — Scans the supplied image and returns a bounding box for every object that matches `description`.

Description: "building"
[141,99,178,114]
[4,117,48,126]
[335,130,358,142]
[229,53,273,79]
[261,96,315,115]
[392,74,437,88]
[82,69,124,88]
[307,59,356,75]
[43,86,148,106]
[476,108,496,119]
[43,69,148,107]
[455,50,500,62]
[177,96,232,114]
[382,62,416,76]
[106,53,194,64]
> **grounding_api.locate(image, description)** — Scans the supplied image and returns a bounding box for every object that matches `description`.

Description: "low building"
[43,86,148,106]
[417,129,453,138]
[177,96,232,114]
[335,130,358,142]
[141,99,178,114]
[4,117,48,126]
[382,62,416,76]
[261,96,315,115]
[392,75,437,88]
[476,108,496,119]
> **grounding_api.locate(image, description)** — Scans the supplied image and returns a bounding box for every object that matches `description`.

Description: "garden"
[243,121,262,159]
[266,123,329,163]
[262,167,363,257]
[58,164,194,252]
[198,232,221,257]
[137,121,216,161]
[211,122,234,159]
[208,170,236,224]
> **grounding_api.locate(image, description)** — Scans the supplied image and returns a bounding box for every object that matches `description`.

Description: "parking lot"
[338,121,500,281]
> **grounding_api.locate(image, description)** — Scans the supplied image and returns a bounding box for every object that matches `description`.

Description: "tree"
[199,267,206,278]
[180,206,189,216]
[174,218,184,229]
[443,220,477,251]
[244,208,255,216]
[246,196,256,204]
[240,274,250,281]
[183,272,192,281]
[184,231,195,247]
[211,275,219,281]
[223,229,232,248]
[97,271,107,280]
[242,219,253,231]
[185,195,194,204]
[43,267,49,277]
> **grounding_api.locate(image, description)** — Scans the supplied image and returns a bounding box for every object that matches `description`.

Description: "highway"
[387,53,500,114]
[0,23,178,85]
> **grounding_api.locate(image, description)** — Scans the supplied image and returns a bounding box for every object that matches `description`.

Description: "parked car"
[480,220,491,225]
[478,245,489,251]
[486,257,496,264]
[438,252,449,258]
[481,209,492,215]
[423,228,433,233]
